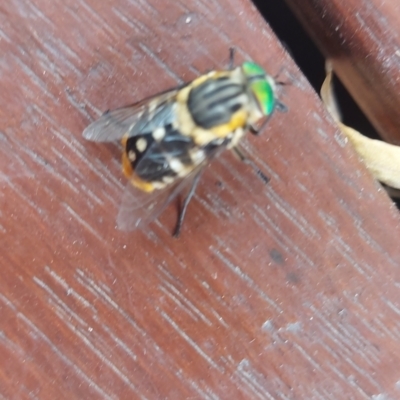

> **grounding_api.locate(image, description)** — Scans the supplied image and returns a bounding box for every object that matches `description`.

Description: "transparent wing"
[83,89,179,142]
[117,167,203,232]
[116,146,227,232]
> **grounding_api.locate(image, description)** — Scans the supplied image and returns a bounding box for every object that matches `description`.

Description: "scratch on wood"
[51,148,86,181]
[57,316,141,396]
[160,310,224,372]
[373,316,400,342]
[126,0,160,18]
[0,169,33,186]
[33,276,92,329]
[101,324,138,362]
[39,267,147,370]
[191,0,220,16]
[265,188,321,240]
[78,183,105,207]
[16,312,115,400]
[354,12,384,53]
[138,43,182,84]
[209,309,229,328]
[79,1,117,40]
[33,271,146,397]
[33,36,83,78]
[63,203,105,242]
[65,88,93,119]
[234,359,276,400]
[309,304,381,366]
[75,268,183,374]
[19,146,85,199]
[252,204,317,268]
[44,266,97,311]
[342,354,383,391]
[0,27,11,43]
[159,282,213,326]
[384,299,400,317]
[34,48,63,84]
[3,176,46,216]
[354,222,399,268]
[0,292,17,312]
[291,341,323,372]
[111,8,151,36]
[51,37,82,63]
[28,103,62,132]
[13,54,58,102]
[211,246,282,313]
[335,236,375,278]
[17,145,49,168]
[0,331,24,358]
[203,191,239,220]
[25,1,54,26]
[200,19,233,52]
[318,388,338,400]
[156,263,179,283]
[174,369,220,400]
[48,128,123,191]
[75,269,147,336]
[329,364,371,399]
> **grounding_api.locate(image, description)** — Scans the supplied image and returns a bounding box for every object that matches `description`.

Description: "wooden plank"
[1,0,400,398]
[285,0,400,143]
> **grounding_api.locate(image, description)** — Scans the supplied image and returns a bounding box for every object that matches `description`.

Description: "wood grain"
[285,0,400,143]
[2,0,400,399]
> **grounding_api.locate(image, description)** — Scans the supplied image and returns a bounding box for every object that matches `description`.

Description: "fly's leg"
[232,146,270,185]
[228,47,235,70]
[173,171,203,238]
[248,115,273,136]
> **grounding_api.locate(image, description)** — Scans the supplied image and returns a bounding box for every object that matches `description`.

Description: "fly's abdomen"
[187,76,248,129]
[125,125,195,183]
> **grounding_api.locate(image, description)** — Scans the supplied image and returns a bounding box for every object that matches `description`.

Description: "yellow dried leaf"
[321,62,400,190]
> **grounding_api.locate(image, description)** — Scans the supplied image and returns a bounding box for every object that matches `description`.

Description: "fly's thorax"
[187,68,248,129]
[176,68,253,146]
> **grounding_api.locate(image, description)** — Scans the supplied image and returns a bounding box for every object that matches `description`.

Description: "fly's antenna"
[275,100,288,113]
[273,66,291,87]
[273,66,291,113]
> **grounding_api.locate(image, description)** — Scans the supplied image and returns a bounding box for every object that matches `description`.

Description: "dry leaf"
[321,62,400,190]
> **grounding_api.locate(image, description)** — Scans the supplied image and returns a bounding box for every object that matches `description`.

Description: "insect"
[83,50,284,237]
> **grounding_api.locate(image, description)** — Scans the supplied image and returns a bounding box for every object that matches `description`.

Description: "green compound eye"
[242,62,275,116]
[250,79,275,116]
[242,61,266,78]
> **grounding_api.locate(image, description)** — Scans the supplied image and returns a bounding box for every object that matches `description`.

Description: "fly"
[83,49,286,237]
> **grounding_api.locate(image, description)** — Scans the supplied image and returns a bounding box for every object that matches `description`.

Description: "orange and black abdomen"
[125,123,194,182]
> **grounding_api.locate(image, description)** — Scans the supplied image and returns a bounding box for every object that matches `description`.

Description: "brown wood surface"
[2,0,400,399]
[285,0,400,143]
